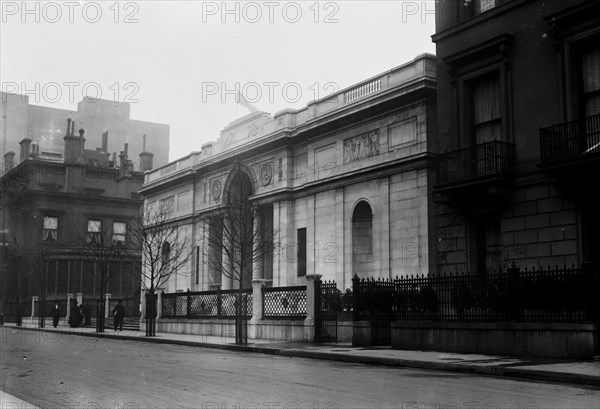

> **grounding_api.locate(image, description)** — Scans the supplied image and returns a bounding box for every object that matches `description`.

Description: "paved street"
[1,329,598,409]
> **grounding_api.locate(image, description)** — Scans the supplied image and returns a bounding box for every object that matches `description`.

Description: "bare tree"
[31,244,54,328]
[205,164,276,344]
[70,217,137,332]
[132,203,192,336]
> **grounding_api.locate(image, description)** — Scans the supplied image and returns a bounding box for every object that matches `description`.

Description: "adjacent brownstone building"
[0,118,152,316]
[433,0,599,273]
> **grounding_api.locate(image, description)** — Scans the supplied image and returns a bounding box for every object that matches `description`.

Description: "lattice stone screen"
[262,285,307,319]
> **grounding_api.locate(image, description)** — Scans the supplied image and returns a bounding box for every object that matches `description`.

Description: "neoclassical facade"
[139,54,438,293]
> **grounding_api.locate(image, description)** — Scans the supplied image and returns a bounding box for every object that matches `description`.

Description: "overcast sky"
[1,1,435,162]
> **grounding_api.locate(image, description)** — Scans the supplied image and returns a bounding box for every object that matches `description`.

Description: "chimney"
[63,118,76,162]
[119,143,130,175]
[139,134,154,172]
[101,131,108,152]
[4,151,15,172]
[31,143,40,159]
[77,129,86,163]
[19,138,32,162]
[63,118,86,163]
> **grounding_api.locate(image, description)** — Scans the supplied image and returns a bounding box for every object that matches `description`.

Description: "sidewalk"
[2,322,599,387]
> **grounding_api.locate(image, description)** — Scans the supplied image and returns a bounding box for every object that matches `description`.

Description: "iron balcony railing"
[540,114,600,163]
[436,140,515,186]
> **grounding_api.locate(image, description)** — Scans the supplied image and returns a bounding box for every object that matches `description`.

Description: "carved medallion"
[211,179,222,200]
[260,164,272,186]
[248,123,259,137]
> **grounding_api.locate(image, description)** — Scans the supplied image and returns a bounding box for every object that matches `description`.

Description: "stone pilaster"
[31,296,38,319]
[104,293,111,318]
[304,274,321,341]
[66,293,73,322]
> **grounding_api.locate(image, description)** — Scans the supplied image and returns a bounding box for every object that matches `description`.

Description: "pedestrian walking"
[112,300,125,331]
[51,303,60,328]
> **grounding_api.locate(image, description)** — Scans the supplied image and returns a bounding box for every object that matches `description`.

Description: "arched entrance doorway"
[352,201,373,277]
[207,166,255,290]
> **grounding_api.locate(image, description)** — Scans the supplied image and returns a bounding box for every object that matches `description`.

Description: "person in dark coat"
[51,303,60,328]
[82,303,92,326]
[68,300,82,328]
[112,300,125,331]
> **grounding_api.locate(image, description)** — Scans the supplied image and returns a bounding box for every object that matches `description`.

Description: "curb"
[3,325,598,387]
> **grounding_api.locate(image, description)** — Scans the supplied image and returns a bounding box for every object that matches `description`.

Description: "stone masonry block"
[526,243,552,258]
[446,251,467,265]
[512,201,537,217]
[538,226,575,242]
[525,214,550,229]
[551,240,578,256]
[514,230,538,245]
[550,211,576,227]
[504,217,525,232]
[537,197,563,213]
[523,184,549,201]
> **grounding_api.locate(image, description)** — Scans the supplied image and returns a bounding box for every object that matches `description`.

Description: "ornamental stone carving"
[211,179,222,200]
[260,164,272,186]
[343,130,379,163]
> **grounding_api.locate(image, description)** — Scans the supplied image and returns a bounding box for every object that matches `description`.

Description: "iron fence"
[437,140,515,185]
[262,285,307,320]
[161,289,252,319]
[314,279,340,342]
[540,114,600,163]
[352,264,599,324]
[1,300,32,321]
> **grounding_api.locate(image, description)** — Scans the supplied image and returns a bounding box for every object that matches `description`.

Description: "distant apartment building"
[1,92,170,169]
[433,0,600,273]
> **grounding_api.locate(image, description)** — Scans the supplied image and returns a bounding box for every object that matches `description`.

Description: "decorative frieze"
[343,130,380,163]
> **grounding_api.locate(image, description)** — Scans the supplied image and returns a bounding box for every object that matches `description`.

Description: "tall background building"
[1,92,170,170]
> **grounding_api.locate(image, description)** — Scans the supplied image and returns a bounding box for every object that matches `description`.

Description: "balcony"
[539,114,600,164]
[435,141,515,211]
[437,140,515,187]
[539,114,600,193]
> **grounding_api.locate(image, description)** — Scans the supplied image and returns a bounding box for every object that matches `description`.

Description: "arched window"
[352,201,373,277]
